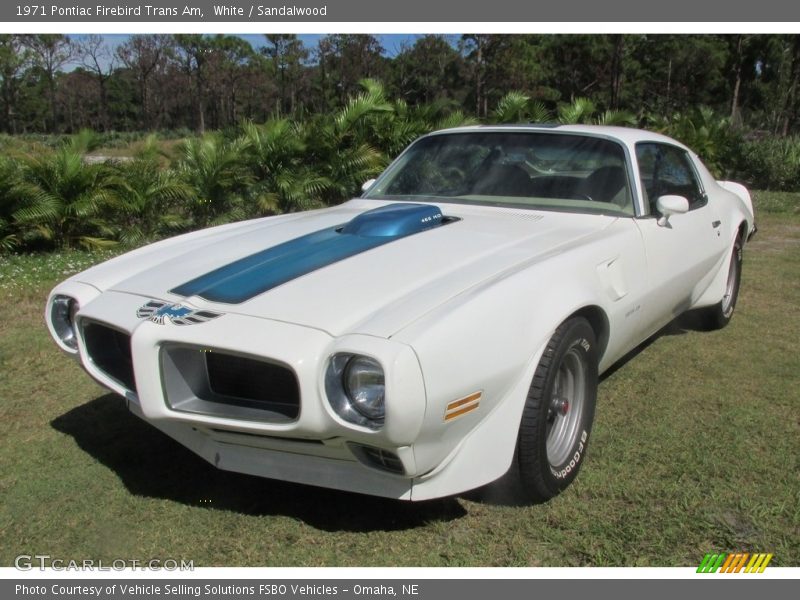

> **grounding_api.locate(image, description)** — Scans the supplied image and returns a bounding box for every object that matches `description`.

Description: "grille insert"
[162,346,300,422]
[82,321,135,393]
[206,351,298,413]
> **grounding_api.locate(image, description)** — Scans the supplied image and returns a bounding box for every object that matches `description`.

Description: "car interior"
[469,162,632,213]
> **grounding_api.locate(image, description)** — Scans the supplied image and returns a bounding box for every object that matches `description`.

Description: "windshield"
[364,131,634,216]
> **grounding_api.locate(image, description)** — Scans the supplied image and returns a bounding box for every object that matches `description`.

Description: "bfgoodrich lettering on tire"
[516,317,598,502]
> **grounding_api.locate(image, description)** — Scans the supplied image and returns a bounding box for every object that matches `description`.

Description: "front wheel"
[702,235,743,330]
[516,317,598,502]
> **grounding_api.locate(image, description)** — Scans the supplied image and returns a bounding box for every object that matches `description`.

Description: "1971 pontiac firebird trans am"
[46,125,755,502]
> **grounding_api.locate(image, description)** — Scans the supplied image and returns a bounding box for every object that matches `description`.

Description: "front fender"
[394,249,619,479]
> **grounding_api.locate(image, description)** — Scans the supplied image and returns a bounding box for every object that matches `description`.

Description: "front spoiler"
[127,399,416,500]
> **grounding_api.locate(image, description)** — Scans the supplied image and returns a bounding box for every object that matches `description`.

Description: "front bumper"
[50,283,429,497]
[129,401,417,499]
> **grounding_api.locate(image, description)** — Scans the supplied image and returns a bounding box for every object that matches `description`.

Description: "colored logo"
[136,300,222,326]
[697,553,773,573]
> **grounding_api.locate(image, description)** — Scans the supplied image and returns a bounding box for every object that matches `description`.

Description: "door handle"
[712,220,721,228]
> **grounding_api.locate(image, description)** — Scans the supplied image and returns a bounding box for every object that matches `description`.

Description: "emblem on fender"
[136,300,222,325]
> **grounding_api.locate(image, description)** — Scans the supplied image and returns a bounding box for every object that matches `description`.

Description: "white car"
[46,125,756,502]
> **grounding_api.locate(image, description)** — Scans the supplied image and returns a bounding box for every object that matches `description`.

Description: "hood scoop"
[170,203,450,304]
[341,203,444,237]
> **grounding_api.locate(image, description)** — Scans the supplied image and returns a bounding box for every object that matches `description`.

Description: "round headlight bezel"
[325,353,386,429]
[50,295,79,351]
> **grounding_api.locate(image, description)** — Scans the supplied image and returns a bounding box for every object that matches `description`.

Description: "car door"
[632,142,727,336]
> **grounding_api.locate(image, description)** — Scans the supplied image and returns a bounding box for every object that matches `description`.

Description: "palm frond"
[558,97,597,124]
[492,91,532,124]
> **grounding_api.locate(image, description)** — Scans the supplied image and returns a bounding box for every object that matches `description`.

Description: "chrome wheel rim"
[721,247,739,316]
[546,347,586,466]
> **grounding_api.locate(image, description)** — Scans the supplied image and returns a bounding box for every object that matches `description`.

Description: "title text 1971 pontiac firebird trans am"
[46,125,755,502]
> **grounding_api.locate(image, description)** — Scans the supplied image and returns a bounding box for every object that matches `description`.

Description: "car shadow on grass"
[50,394,466,532]
[600,308,710,382]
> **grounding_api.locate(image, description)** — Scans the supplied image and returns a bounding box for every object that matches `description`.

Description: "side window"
[636,143,705,214]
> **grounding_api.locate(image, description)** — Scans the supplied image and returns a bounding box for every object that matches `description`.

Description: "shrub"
[737,136,800,191]
[651,108,742,178]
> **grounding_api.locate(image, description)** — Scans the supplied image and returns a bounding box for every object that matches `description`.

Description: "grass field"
[1,195,798,567]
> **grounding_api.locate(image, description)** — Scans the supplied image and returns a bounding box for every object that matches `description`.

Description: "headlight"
[325,353,385,429]
[50,295,79,350]
[344,356,385,420]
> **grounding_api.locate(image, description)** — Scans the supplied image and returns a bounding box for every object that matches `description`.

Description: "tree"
[24,34,74,132]
[315,35,386,108]
[174,35,215,133]
[241,119,325,213]
[557,96,636,126]
[460,35,549,118]
[204,35,256,127]
[177,133,254,226]
[491,91,551,124]
[77,34,117,130]
[389,35,463,105]
[0,155,22,251]
[460,34,490,117]
[303,79,395,204]
[0,35,31,134]
[262,34,309,115]
[110,148,192,245]
[628,35,728,115]
[779,35,800,136]
[12,134,118,249]
[116,35,172,129]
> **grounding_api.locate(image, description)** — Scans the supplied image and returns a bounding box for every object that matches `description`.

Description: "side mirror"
[361,178,376,193]
[656,195,689,227]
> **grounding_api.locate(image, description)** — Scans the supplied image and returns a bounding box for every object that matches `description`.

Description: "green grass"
[1,210,798,568]
[751,190,800,214]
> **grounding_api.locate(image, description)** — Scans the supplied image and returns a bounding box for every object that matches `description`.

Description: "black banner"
[3,0,800,22]
[5,579,799,600]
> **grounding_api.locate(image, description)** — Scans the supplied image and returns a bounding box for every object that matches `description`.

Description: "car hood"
[75,199,617,338]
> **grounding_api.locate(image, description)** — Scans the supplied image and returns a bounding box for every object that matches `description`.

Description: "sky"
[73,33,459,66]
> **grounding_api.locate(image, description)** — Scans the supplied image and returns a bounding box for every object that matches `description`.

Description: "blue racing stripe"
[171,203,444,304]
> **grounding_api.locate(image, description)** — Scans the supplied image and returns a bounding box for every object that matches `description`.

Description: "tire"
[702,234,743,330]
[516,317,598,502]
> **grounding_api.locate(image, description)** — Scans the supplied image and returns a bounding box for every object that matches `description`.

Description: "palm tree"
[110,158,192,246]
[240,119,328,214]
[176,133,254,227]
[303,82,389,205]
[492,91,552,124]
[558,97,636,126]
[0,156,22,252]
[12,139,118,250]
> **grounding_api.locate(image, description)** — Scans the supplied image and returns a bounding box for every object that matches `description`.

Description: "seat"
[579,165,629,205]
[470,164,532,197]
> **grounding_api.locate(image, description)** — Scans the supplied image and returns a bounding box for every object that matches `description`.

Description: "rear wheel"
[516,317,598,502]
[702,234,743,330]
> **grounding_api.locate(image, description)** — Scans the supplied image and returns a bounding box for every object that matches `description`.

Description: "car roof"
[429,124,690,151]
